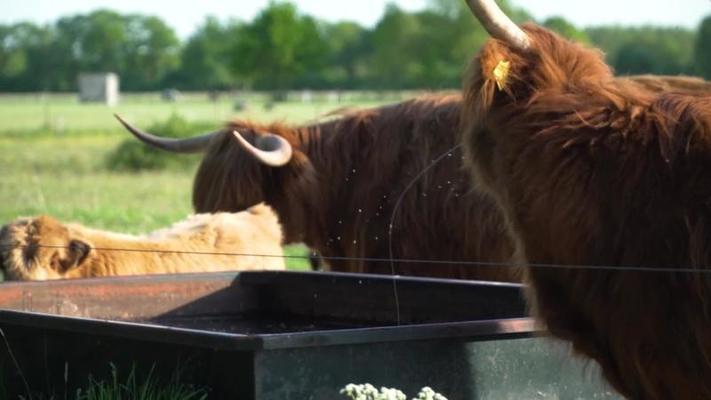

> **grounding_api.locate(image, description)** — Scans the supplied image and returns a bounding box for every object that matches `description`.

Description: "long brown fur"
[192,94,516,281]
[461,23,711,399]
[0,204,284,280]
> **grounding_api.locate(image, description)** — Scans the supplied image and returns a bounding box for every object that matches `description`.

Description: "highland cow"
[460,0,711,398]
[0,204,285,280]
[116,82,709,284]
[116,95,517,281]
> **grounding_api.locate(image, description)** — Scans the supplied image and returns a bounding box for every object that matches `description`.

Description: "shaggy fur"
[0,204,284,280]
[461,23,711,399]
[191,94,516,281]
[191,83,705,282]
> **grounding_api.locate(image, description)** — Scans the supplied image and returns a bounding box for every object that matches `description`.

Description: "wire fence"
[2,124,708,276]
[3,243,711,275]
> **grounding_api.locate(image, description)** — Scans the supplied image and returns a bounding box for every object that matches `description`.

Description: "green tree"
[0,24,31,90]
[45,10,180,90]
[2,1,702,92]
[543,16,590,44]
[615,40,687,75]
[587,26,694,74]
[321,21,370,88]
[0,24,28,81]
[414,0,530,89]
[366,0,530,89]
[76,10,127,71]
[615,42,660,74]
[122,15,180,90]
[169,17,237,90]
[0,22,59,91]
[368,4,423,88]
[231,1,328,90]
[694,15,711,79]
[49,10,128,91]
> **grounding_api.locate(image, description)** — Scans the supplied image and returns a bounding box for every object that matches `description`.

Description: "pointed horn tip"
[113,113,132,129]
[232,130,293,167]
[232,129,248,143]
[232,129,254,150]
[113,114,142,137]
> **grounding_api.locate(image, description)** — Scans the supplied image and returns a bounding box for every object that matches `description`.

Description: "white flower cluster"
[340,383,447,400]
[340,383,406,400]
[414,387,448,400]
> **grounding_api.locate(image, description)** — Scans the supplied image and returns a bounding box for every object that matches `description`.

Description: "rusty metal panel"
[0,271,620,399]
[0,272,243,320]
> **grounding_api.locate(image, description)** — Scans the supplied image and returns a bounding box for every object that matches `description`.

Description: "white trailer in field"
[78,72,120,106]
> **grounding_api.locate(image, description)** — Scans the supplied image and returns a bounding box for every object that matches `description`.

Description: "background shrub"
[105,114,209,172]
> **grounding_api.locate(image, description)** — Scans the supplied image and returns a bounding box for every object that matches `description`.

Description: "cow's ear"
[61,239,91,271]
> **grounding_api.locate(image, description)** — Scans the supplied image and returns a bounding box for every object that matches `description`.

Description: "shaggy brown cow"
[461,0,711,398]
[116,95,517,281]
[115,82,708,283]
[0,204,284,280]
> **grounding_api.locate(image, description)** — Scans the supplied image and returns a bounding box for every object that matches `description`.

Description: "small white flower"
[340,383,446,400]
[413,386,448,400]
[379,387,406,400]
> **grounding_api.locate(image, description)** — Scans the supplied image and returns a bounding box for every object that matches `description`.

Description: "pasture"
[0,92,407,270]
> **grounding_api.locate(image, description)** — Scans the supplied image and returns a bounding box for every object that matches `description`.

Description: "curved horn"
[114,114,217,153]
[232,130,293,167]
[466,0,530,50]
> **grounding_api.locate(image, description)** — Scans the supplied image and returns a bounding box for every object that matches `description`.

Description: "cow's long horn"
[232,130,293,167]
[466,0,530,50]
[114,114,217,153]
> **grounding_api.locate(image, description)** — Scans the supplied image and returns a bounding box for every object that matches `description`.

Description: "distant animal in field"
[0,204,284,280]
[461,0,711,398]
[115,95,517,282]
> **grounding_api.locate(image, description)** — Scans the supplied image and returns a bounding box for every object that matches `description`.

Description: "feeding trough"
[0,271,619,399]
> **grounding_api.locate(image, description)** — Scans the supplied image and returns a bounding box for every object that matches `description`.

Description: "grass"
[0,125,312,270]
[0,92,397,135]
[0,136,193,234]
[1,89,476,398]
[4,363,209,400]
[0,92,402,270]
[0,91,411,398]
[74,364,208,400]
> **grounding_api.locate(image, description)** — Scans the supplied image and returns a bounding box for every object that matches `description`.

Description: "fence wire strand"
[2,243,711,274]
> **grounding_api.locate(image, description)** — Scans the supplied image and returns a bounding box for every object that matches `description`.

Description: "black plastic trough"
[0,271,619,399]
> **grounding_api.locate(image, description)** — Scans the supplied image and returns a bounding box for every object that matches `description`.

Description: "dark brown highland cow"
[115,78,706,284]
[461,0,711,398]
[116,95,516,281]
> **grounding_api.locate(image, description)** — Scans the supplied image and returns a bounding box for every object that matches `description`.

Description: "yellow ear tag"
[492,60,511,91]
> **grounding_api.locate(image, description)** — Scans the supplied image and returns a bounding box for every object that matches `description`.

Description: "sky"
[1,0,709,38]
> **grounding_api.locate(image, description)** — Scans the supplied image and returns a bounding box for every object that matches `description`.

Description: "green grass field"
[0,92,402,271]
[0,92,401,135]
[0,92,409,397]
[0,92,420,398]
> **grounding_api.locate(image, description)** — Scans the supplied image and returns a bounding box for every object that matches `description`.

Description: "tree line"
[1,0,710,92]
